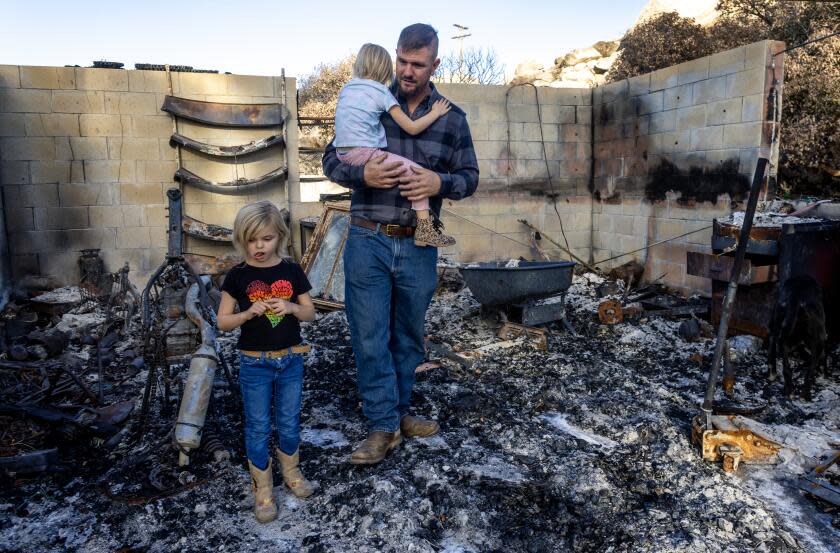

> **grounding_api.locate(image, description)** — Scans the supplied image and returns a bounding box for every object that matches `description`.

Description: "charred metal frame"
[162,95,285,127]
[169,133,285,158]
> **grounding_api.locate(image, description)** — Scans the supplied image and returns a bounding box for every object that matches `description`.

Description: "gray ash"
[2,274,839,552]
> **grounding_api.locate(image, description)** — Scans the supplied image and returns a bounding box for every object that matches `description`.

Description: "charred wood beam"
[0,449,59,475]
[169,133,284,158]
[174,166,287,195]
[183,216,233,242]
[161,96,284,127]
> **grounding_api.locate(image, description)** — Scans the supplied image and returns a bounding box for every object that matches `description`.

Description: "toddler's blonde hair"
[353,43,394,86]
[232,201,289,258]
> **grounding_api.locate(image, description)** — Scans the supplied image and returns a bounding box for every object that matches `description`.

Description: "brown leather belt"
[350,217,415,238]
[240,344,311,359]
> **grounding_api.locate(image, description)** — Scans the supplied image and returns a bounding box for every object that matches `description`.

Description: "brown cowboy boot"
[349,430,402,465]
[414,218,456,248]
[400,415,440,438]
[247,459,278,523]
[276,448,314,498]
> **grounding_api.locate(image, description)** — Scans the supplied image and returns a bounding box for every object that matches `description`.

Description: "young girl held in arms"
[217,201,316,523]
[335,42,456,248]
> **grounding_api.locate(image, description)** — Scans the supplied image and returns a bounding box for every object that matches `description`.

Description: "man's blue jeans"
[238,352,304,470]
[343,224,438,433]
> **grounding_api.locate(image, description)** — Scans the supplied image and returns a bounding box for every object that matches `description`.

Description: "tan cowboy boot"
[414,218,456,248]
[276,448,314,498]
[349,430,402,465]
[247,459,278,523]
[400,415,440,438]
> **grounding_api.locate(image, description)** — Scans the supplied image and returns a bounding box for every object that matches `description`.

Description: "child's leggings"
[337,147,429,211]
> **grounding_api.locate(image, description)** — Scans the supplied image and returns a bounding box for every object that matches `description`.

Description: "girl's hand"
[245,301,269,320]
[430,99,451,117]
[266,298,299,317]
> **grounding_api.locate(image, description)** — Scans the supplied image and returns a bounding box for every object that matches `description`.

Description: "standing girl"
[217,201,316,523]
[334,42,456,248]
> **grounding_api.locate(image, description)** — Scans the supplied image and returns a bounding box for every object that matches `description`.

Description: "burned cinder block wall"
[0,66,297,286]
[434,83,593,263]
[590,40,784,293]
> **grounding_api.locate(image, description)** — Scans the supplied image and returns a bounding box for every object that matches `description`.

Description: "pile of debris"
[0,258,141,479]
[1,266,838,552]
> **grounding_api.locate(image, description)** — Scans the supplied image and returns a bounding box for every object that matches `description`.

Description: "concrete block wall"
[0,65,297,285]
[590,40,784,293]
[433,83,593,263]
[0,40,786,296]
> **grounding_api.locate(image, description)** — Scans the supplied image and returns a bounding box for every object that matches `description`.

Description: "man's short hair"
[397,23,439,59]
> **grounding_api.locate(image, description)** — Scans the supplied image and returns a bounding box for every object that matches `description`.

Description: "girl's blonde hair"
[353,43,394,86]
[232,201,289,258]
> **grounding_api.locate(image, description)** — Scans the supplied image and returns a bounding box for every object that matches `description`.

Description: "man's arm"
[322,139,405,190]
[322,140,366,190]
[438,119,479,200]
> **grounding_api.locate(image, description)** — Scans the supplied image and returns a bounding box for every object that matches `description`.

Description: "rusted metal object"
[170,133,284,157]
[182,216,232,242]
[174,166,287,195]
[691,414,782,472]
[161,96,284,127]
[497,322,548,350]
[598,299,623,325]
[687,252,778,285]
[183,253,240,276]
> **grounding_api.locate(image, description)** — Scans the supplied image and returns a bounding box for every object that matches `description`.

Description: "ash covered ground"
[2,271,840,553]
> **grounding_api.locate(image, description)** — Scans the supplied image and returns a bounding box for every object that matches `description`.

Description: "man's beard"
[400,78,424,98]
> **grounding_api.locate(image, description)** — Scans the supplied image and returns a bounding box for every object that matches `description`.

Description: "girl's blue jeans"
[238,351,304,470]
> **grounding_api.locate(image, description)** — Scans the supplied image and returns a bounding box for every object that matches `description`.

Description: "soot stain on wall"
[645,158,749,204]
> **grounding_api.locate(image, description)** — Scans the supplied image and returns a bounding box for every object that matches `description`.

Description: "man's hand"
[363,153,403,188]
[399,165,441,202]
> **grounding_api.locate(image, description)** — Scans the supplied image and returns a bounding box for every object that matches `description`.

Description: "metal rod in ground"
[517,219,599,273]
[702,157,768,428]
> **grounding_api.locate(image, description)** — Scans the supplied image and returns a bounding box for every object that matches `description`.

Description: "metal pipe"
[174,276,218,465]
[702,158,769,428]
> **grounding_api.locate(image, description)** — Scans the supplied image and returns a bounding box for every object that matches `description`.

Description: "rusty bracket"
[691,414,782,472]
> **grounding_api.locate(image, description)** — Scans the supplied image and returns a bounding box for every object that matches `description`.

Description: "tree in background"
[607,13,715,82]
[296,56,354,174]
[606,1,840,197]
[436,47,505,85]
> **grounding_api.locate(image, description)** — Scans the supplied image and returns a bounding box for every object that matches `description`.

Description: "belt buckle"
[383,224,401,236]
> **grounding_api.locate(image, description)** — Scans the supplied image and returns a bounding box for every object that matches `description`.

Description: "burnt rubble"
[1,270,839,552]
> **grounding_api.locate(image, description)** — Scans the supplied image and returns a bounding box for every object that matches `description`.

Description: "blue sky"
[0,0,647,81]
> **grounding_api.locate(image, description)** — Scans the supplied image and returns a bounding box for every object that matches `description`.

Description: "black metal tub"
[459,261,576,306]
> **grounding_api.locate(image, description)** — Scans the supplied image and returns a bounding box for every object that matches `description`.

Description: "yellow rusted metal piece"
[692,415,782,472]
